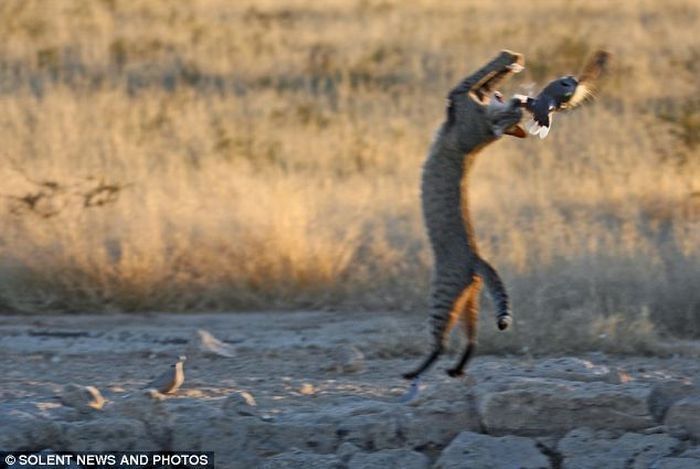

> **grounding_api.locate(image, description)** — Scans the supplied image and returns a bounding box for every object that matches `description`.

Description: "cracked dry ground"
[1,312,699,468]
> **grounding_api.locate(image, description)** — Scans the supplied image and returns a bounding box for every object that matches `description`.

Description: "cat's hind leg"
[447,276,482,377]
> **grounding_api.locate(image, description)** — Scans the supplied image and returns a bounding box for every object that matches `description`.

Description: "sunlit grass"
[0,0,698,352]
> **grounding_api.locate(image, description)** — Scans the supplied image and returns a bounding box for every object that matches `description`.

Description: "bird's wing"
[537,116,552,138]
[563,50,611,109]
[146,369,175,392]
[525,95,557,138]
[526,113,553,139]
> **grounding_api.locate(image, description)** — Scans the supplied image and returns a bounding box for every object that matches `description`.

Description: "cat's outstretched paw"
[506,63,524,73]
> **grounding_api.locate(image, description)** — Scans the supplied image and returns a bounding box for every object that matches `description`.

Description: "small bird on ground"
[521,50,611,138]
[145,355,186,394]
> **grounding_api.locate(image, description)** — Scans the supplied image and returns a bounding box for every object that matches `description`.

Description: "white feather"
[526,120,541,135]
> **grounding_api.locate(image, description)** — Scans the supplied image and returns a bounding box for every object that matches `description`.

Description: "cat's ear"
[505,124,527,138]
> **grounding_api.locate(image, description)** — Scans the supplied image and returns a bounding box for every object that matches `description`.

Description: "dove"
[59,383,106,411]
[145,355,186,394]
[522,50,611,138]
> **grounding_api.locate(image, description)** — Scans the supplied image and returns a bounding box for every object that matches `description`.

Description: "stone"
[109,393,172,447]
[399,386,481,447]
[0,409,62,450]
[169,401,256,465]
[665,396,700,440]
[654,458,700,469]
[331,402,403,450]
[532,357,615,382]
[327,345,364,373]
[187,329,236,358]
[336,442,361,462]
[348,449,429,469]
[557,428,680,469]
[260,449,342,469]
[434,431,549,469]
[63,418,158,451]
[169,400,232,447]
[679,447,700,458]
[59,384,106,411]
[222,391,258,417]
[246,418,338,455]
[264,418,338,453]
[648,379,696,421]
[475,376,655,436]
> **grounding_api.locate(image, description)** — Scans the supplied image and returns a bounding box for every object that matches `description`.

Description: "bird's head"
[554,76,579,102]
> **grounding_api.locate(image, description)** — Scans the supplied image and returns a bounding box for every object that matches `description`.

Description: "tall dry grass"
[0,0,698,352]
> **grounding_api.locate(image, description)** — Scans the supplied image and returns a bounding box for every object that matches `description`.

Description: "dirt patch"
[1,312,699,468]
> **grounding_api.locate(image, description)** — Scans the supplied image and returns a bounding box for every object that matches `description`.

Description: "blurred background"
[0,0,698,353]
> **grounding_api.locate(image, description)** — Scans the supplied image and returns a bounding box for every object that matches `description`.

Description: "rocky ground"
[1,311,699,468]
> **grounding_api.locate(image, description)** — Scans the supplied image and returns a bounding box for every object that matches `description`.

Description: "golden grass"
[0,0,698,351]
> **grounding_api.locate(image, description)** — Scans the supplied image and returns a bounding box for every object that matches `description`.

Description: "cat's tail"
[475,257,512,330]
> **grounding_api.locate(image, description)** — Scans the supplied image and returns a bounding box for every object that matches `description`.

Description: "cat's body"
[404,51,524,379]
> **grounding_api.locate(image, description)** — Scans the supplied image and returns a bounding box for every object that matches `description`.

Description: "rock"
[532,357,615,382]
[109,393,172,447]
[640,425,670,435]
[188,329,236,358]
[249,417,338,454]
[475,377,655,435]
[59,384,106,411]
[327,345,364,373]
[654,458,700,469]
[169,400,256,465]
[348,449,429,469]
[665,396,700,440]
[399,383,481,447]
[169,400,231,448]
[309,391,480,452]
[0,409,62,450]
[331,402,403,450]
[400,406,480,449]
[251,399,404,454]
[260,449,342,469]
[222,391,258,417]
[434,431,549,469]
[648,379,696,421]
[557,428,680,469]
[679,447,700,458]
[63,418,158,451]
[336,442,361,462]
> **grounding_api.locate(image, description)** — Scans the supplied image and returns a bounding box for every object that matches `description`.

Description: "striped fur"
[403,51,523,380]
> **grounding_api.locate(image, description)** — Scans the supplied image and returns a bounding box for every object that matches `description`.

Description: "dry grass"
[0,0,699,352]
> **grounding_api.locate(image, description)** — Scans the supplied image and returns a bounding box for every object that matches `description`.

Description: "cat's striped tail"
[475,257,512,330]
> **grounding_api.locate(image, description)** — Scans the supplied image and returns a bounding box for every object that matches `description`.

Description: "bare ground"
[1,311,699,468]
